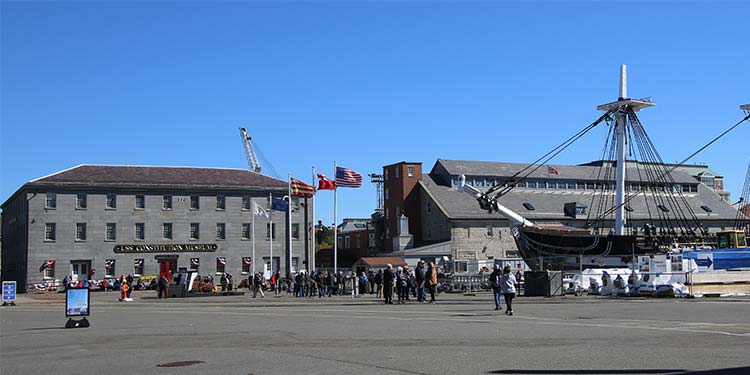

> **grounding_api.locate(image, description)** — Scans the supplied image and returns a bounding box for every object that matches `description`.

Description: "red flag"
[548,165,560,175]
[317,173,335,190]
[291,177,314,197]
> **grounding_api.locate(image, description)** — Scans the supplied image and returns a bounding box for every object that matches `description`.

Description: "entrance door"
[159,260,177,280]
[71,261,91,281]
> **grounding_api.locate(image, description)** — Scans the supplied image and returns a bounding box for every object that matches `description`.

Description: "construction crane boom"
[240,128,262,173]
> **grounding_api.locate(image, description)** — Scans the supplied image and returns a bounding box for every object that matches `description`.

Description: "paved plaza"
[2,291,750,375]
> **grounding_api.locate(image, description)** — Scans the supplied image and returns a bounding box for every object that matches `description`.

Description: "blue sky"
[2,1,748,225]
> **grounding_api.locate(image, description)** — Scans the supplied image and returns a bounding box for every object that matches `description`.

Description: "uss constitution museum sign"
[113,244,218,254]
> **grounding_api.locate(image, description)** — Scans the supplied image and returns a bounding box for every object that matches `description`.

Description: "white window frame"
[106,223,116,241]
[163,223,173,240]
[163,195,173,210]
[190,195,200,210]
[216,223,226,240]
[190,223,200,240]
[105,260,116,278]
[241,223,251,240]
[134,259,144,276]
[76,194,87,209]
[43,262,55,279]
[45,223,56,241]
[46,193,57,209]
[135,223,145,241]
[407,166,414,177]
[75,223,87,241]
[106,194,117,209]
[216,196,226,210]
[135,194,145,209]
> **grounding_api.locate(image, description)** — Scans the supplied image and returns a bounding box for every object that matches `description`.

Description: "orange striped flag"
[290,177,314,197]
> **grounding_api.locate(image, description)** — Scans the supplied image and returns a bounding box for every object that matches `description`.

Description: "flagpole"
[252,200,256,276]
[333,160,338,275]
[311,166,316,273]
[269,192,273,278]
[288,174,293,275]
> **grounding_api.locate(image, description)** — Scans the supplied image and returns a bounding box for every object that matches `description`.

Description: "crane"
[240,128,262,174]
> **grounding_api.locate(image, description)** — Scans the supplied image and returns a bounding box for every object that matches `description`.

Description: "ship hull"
[512,226,657,271]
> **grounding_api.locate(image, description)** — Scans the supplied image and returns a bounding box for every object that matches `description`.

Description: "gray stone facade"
[2,165,310,291]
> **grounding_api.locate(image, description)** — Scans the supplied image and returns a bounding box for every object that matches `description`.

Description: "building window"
[242,196,251,210]
[266,223,276,240]
[242,223,251,240]
[386,228,390,239]
[576,206,587,215]
[384,169,389,180]
[190,223,200,240]
[386,208,389,219]
[46,193,57,209]
[134,259,144,276]
[190,195,200,210]
[106,194,117,209]
[292,223,300,239]
[426,201,431,214]
[45,223,56,241]
[407,166,415,177]
[75,223,87,241]
[135,195,145,209]
[216,257,226,274]
[395,168,400,179]
[106,223,116,241]
[76,194,87,209]
[355,236,361,248]
[105,259,115,278]
[163,195,172,210]
[43,261,56,279]
[486,225,494,238]
[241,257,252,274]
[216,196,226,210]
[345,236,351,249]
[455,261,468,273]
[163,223,173,240]
[700,205,712,213]
[396,206,401,218]
[135,223,145,240]
[291,196,300,208]
[291,257,299,273]
[700,173,715,189]
[216,223,226,240]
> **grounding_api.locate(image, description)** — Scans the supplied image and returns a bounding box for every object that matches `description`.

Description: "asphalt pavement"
[2,290,749,375]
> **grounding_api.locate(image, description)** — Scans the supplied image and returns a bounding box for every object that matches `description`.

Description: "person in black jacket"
[415,261,426,302]
[489,264,503,311]
[383,264,394,304]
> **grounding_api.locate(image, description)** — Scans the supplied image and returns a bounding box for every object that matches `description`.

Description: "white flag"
[254,202,269,218]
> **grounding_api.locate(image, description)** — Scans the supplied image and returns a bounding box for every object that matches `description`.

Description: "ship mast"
[596,65,655,235]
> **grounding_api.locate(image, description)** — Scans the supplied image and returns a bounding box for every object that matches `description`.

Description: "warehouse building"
[1,165,310,291]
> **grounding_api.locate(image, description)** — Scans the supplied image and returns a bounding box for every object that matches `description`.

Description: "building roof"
[419,174,738,222]
[355,257,407,267]
[32,164,287,188]
[433,159,699,184]
[2,164,288,208]
[337,218,370,233]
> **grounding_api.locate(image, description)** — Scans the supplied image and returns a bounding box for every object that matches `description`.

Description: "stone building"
[381,159,741,271]
[1,165,310,291]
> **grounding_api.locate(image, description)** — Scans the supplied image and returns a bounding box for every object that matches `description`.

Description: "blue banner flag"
[271,198,288,211]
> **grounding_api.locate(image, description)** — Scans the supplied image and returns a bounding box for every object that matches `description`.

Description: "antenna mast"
[369,173,384,213]
[240,128,262,173]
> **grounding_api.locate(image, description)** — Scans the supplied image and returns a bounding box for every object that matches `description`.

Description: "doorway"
[158,259,177,280]
[71,260,91,281]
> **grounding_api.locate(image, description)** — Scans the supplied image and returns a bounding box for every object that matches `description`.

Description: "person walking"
[126,274,134,298]
[220,273,228,292]
[337,271,346,295]
[286,272,293,295]
[368,270,375,294]
[397,267,409,304]
[157,275,168,299]
[489,265,503,311]
[375,269,383,298]
[383,264,394,304]
[426,262,438,303]
[326,271,334,297]
[273,271,281,296]
[415,261,426,302]
[252,272,265,298]
[501,266,517,316]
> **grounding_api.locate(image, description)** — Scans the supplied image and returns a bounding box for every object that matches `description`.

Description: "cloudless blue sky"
[2,1,748,225]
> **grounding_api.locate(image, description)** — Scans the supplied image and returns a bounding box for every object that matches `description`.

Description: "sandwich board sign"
[2,281,17,306]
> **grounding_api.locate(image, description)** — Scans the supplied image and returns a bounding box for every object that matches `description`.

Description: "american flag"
[242,257,252,265]
[548,165,560,175]
[191,258,200,267]
[133,259,143,266]
[39,260,55,272]
[105,260,115,269]
[335,166,362,188]
[217,257,226,265]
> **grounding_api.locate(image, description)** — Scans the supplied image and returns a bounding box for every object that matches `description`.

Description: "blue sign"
[2,281,16,302]
[695,258,713,268]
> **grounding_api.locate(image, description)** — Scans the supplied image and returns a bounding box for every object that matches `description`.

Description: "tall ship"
[460,66,750,270]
